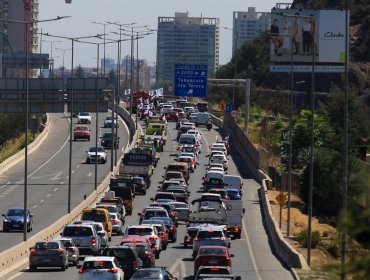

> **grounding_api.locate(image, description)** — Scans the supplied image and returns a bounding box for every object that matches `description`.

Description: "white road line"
[60,181,64,185]
[65,176,69,179]
[169,257,182,275]
[71,170,75,174]
[32,205,38,208]
[87,172,93,177]
[242,218,262,280]
[50,171,62,181]
[0,182,11,189]
[46,193,51,198]
[77,164,81,168]
[53,187,58,192]
[40,199,44,203]
[9,185,17,189]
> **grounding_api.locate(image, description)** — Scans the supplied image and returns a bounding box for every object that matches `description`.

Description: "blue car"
[2,208,33,232]
[226,188,241,200]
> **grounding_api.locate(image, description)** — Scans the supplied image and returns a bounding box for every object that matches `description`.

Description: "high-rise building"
[232,7,270,53]
[156,12,220,82]
[0,0,40,77]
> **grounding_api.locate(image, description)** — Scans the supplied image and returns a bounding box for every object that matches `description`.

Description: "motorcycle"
[206,122,212,131]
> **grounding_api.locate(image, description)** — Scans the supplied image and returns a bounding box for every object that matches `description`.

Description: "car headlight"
[3,219,9,222]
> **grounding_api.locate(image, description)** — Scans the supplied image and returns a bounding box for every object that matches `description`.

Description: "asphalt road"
[0,112,129,253]
[12,117,294,280]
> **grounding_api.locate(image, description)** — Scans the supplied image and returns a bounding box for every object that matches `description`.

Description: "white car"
[74,221,109,248]
[86,146,107,164]
[210,143,227,154]
[109,213,123,235]
[77,112,92,124]
[123,225,162,258]
[79,256,124,280]
[180,122,196,130]
[210,154,228,170]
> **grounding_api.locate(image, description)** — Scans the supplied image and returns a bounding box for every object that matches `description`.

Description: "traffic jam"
[16,95,245,280]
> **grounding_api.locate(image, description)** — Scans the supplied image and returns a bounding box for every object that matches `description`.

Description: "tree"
[75,65,85,78]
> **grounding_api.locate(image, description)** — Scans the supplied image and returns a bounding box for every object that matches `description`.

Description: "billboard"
[269,9,347,64]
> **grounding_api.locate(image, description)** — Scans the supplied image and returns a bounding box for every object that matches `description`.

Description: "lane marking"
[50,171,62,181]
[46,193,51,198]
[40,199,44,203]
[53,187,58,192]
[71,170,75,174]
[0,182,11,189]
[65,176,69,179]
[87,172,93,177]
[32,205,38,208]
[77,164,81,168]
[60,181,64,185]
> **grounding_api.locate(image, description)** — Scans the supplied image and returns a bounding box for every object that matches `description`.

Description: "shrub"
[297,229,321,248]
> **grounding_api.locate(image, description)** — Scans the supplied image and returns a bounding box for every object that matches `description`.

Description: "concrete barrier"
[0,114,51,176]
[0,106,137,280]
[210,113,308,274]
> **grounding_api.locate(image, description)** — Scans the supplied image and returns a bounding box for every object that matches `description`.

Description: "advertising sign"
[174,64,208,97]
[269,9,347,65]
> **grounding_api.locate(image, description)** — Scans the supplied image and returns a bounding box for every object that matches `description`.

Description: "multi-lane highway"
[10,113,294,280]
[0,112,129,252]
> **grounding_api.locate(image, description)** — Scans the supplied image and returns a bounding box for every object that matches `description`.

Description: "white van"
[224,175,243,191]
[178,134,200,153]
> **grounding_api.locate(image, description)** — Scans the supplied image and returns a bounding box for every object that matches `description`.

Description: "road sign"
[174,64,208,97]
[218,101,226,112]
[226,103,235,112]
[230,110,238,118]
[275,192,288,206]
[281,129,289,143]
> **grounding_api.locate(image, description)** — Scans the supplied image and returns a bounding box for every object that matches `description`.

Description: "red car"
[73,125,90,141]
[194,245,233,273]
[165,111,179,122]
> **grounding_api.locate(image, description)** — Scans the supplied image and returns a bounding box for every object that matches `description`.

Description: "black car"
[121,242,155,268]
[130,267,177,280]
[147,217,177,242]
[133,176,147,195]
[2,208,33,232]
[100,132,119,149]
[102,245,143,279]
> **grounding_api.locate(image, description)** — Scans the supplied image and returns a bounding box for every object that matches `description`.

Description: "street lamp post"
[92,21,109,76]
[55,48,72,80]
[43,32,103,213]
[0,15,69,241]
[42,39,61,78]
[223,26,238,104]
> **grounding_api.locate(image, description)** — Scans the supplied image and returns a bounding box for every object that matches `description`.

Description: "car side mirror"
[30,214,34,217]
[137,213,141,216]
[163,167,167,169]
[150,198,154,201]
[243,208,246,214]
[76,264,82,269]
[230,254,235,257]
[99,136,102,138]
[1,214,5,216]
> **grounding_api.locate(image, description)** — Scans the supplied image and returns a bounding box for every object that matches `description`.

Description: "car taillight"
[194,237,201,241]
[68,247,76,252]
[109,268,119,273]
[149,236,157,240]
[112,219,120,225]
[220,237,227,241]
[169,226,174,231]
[57,248,65,255]
[30,249,36,255]
[226,257,231,265]
[145,252,152,258]
[151,247,155,252]
[91,237,97,245]
[132,260,138,267]
[160,232,166,239]
[79,269,87,274]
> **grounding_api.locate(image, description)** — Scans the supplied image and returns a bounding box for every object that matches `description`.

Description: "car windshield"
[7,209,24,216]
[35,242,59,250]
[63,226,93,236]
[166,173,183,179]
[179,137,195,145]
[198,230,223,238]
[82,212,106,223]
[79,112,89,116]
[75,126,88,131]
[179,157,192,162]
[89,147,105,153]
[132,269,161,278]
[155,194,175,200]
[82,261,113,270]
[199,247,226,255]
[127,228,153,236]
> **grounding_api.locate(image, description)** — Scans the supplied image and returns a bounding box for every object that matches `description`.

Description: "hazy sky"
[39,0,278,68]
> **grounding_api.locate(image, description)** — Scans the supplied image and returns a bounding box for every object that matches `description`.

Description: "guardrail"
[0,115,51,176]
[209,112,308,275]
[0,106,138,280]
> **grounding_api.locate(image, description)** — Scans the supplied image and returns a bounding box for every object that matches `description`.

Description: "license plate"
[13,224,20,228]
[93,270,103,275]
[209,260,218,264]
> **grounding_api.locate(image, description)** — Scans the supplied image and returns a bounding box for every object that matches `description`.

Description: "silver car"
[52,237,79,265]
[109,213,123,234]
[29,240,68,271]
[169,202,190,221]
[74,221,109,248]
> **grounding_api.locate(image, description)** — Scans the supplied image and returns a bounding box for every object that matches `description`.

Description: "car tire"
[88,138,90,141]
[29,265,37,272]
[3,225,8,232]
[61,264,66,271]
[27,225,31,232]
[155,251,160,259]
[86,159,90,164]
[108,236,112,242]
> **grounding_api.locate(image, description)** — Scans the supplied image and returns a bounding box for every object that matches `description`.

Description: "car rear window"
[199,247,226,255]
[35,242,59,250]
[199,267,230,275]
[197,230,223,238]
[179,137,196,145]
[60,240,73,248]
[103,248,135,260]
[63,226,93,236]
[127,227,153,236]
[133,270,160,277]
[155,193,175,200]
[82,261,113,270]
[81,211,106,223]
[144,211,167,219]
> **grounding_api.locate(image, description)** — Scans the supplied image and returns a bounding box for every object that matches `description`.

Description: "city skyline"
[39,0,279,69]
